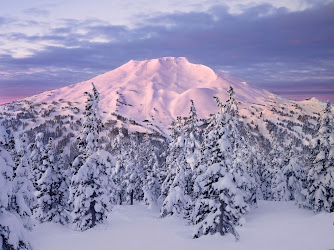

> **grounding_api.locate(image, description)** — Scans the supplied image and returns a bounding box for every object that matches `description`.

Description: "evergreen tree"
[160,163,192,217]
[183,100,201,194]
[271,140,305,202]
[72,83,103,177]
[160,117,183,199]
[0,147,32,250]
[271,168,289,201]
[161,100,200,218]
[305,101,334,212]
[77,82,102,156]
[111,127,126,205]
[270,137,289,201]
[10,133,36,230]
[57,148,71,214]
[282,145,305,202]
[259,156,274,200]
[222,87,257,205]
[193,163,247,240]
[252,139,270,200]
[70,84,113,230]
[36,137,71,224]
[30,132,46,187]
[143,145,160,208]
[123,134,144,205]
[70,150,112,231]
[262,131,284,201]
[192,89,251,240]
[5,132,19,171]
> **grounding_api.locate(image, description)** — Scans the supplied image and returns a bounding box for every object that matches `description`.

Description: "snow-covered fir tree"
[10,133,36,230]
[271,168,289,201]
[70,150,113,231]
[123,134,144,205]
[30,132,46,187]
[0,146,32,250]
[305,101,334,212]
[270,137,305,202]
[57,148,71,214]
[282,145,305,202]
[239,125,262,204]
[160,117,183,200]
[260,128,285,201]
[183,100,201,194]
[36,137,71,224]
[259,157,273,200]
[221,87,257,205]
[77,82,102,156]
[270,137,289,201]
[193,163,247,240]
[111,127,127,205]
[5,132,19,171]
[251,138,270,200]
[161,163,192,218]
[72,83,103,177]
[142,141,160,208]
[36,137,56,222]
[192,88,251,240]
[161,100,200,218]
[160,142,191,218]
[70,84,113,231]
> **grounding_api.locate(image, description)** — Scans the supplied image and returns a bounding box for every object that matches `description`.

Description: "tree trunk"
[130,190,134,205]
[90,200,96,228]
[119,193,122,205]
[218,200,226,236]
[218,199,239,241]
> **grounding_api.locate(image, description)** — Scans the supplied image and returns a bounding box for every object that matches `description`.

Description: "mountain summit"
[6,57,327,135]
[24,57,274,126]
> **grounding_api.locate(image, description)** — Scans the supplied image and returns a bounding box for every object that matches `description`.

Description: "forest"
[0,83,333,250]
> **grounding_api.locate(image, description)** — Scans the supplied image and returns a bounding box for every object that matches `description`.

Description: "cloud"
[0,16,15,26]
[1,2,334,103]
[266,78,334,101]
[23,8,49,17]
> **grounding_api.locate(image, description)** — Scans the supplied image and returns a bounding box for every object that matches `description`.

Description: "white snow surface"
[2,57,332,136]
[23,57,276,131]
[30,200,334,250]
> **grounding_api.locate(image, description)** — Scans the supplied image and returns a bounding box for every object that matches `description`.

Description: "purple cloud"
[0,2,333,104]
[23,8,49,17]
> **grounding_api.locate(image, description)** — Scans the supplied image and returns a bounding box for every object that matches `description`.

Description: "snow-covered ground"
[30,201,334,250]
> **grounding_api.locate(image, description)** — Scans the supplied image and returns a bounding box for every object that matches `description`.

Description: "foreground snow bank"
[31,201,334,250]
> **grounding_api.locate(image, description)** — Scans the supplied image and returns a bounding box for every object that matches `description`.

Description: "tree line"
[0,83,333,249]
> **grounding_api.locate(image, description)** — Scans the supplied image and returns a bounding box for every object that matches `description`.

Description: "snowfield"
[1,57,333,250]
[31,201,334,250]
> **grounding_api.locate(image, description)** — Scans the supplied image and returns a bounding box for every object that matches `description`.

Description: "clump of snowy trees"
[0,144,33,249]
[0,83,333,248]
[304,101,334,212]
[160,88,255,240]
[159,88,334,240]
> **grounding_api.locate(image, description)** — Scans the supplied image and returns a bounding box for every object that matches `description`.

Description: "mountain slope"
[22,57,279,131]
[0,57,330,138]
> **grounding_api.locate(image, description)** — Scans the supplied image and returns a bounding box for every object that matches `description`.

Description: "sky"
[0,0,333,104]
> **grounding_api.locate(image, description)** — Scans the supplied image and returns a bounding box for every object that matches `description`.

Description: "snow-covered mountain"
[3,56,328,136]
[25,57,272,119]
[0,57,324,142]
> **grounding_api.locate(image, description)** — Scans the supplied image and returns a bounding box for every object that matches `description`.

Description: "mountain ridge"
[20,57,281,129]
[1,57,329,138]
